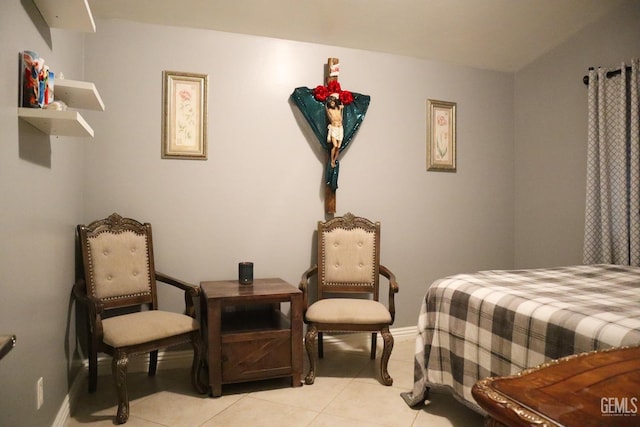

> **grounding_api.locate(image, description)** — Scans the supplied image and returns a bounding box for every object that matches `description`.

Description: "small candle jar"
[238,262,253,285]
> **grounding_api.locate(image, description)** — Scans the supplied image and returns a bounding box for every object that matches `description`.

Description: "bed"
[401,264,640,413]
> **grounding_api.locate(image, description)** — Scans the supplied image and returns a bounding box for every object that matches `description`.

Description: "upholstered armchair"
[299,213,399,385]
[73,213,207,424]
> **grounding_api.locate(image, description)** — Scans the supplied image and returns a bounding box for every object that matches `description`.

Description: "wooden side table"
[472,346,640,427]
[200,278,303,397]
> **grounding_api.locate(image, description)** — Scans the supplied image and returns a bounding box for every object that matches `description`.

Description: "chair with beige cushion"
[299,213,399,385]
[73,213,207,424]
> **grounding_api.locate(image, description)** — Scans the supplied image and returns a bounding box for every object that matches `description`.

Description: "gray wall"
[1,1,85,426]
[81,19,515,326]
[1,0,639,425]
[513,0,640,268]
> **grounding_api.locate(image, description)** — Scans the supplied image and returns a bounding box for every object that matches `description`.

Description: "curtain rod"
[583,65,632,85]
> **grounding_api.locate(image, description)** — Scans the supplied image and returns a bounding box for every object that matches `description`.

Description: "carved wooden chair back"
[317,213,381,301]
[79,213,158,311]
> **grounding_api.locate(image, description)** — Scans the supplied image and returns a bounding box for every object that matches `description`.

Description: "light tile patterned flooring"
[68,337,484,426]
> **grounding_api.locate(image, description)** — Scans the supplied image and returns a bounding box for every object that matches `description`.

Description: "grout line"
[64,327,418,426]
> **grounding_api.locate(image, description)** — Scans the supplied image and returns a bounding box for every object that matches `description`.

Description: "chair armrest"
[379,264,399,324]
[379,265,399,293]
[155,271,199,294]
[73,279,105,337]
[155,271,199,318]
[299,265,318,312]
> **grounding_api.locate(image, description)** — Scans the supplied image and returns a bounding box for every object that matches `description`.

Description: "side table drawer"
[222,329,292,382]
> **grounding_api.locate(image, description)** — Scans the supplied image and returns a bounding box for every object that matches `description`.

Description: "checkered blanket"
[401,264,640,413]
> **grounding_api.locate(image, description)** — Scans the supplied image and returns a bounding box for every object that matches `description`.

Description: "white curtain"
[584,59,640,266]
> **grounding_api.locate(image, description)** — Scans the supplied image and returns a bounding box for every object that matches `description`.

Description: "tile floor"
[68,337,484,426]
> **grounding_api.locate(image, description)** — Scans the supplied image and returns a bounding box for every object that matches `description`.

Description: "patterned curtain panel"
[584,59,640,265]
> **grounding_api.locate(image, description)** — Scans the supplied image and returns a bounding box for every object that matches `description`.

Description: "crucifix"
[291,58,371,214]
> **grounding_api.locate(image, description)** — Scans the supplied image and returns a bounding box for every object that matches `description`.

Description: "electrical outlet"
[37,377,44,409]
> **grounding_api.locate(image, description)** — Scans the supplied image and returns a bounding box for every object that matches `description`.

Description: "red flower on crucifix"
[313,81,354,105]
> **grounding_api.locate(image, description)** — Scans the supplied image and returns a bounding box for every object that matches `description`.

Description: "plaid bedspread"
[401,264,640,413]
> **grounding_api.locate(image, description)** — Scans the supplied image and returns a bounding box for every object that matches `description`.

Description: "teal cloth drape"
[291,87,370,190]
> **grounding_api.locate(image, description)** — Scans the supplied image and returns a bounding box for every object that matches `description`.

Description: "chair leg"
[304,325,318,385]
[371,332,377,359]
[148,350,158,377]
[88,336,98,393]
[112,350,129,424]
[380,326,394,386]
[318,331,324,359]
[191,332,208,394]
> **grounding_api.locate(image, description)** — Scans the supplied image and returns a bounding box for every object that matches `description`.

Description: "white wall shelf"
[55,79,105,111]
[19,0,104,138]
[18,108,94,137]
[33,0,96,33]
[18,78,103,137]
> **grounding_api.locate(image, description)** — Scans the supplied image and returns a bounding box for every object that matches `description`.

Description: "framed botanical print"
[162,71,208,159]
[426,99,456,172]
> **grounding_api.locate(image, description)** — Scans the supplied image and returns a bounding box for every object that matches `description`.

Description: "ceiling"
[88,0,623,72]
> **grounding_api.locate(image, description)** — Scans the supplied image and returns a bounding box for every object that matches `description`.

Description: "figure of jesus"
[326,95,344,167]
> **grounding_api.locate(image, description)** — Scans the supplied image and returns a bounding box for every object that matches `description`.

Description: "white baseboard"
[55,325,418,425]
[52,371,83,427]
[91,348,198,376]
[90,326,417,376]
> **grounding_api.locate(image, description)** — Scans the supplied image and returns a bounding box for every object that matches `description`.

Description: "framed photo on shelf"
[426,99,456,172]
[162,71,208,159]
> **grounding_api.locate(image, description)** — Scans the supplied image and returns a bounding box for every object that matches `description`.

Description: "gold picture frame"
[162,71,208,159]
[426,99,456,171]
